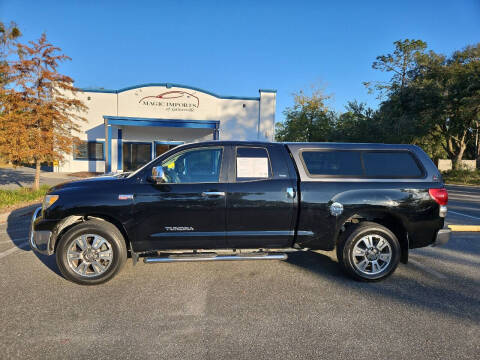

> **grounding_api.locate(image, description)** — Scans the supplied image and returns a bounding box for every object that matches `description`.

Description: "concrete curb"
[445,183,480,188]
[448,225,480,232]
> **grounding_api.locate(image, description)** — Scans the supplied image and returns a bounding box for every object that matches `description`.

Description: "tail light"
[429,188,448,206]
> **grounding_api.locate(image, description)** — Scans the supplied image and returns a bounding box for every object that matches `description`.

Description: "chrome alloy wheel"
[67,234,113,277]
[352,234,392,275]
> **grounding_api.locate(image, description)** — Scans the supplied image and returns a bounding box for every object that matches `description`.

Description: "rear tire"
[337,222,400,281]
[56,219,127,285]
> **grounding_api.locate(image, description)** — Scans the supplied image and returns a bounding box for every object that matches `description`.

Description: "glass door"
[155,142,183,158]
[123,143,152,172]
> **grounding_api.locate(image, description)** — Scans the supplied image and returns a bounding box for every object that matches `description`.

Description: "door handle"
[286,187,296,199]
[202,191,225,197]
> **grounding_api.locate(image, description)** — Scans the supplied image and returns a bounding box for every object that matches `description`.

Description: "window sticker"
[237,157,269,178]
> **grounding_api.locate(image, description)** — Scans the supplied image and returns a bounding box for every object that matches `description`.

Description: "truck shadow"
[286,249,480,323]
[6,205,62,276]
[5,204,480,324]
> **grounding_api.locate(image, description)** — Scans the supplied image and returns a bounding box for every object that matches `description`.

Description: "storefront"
[58,83,276,173]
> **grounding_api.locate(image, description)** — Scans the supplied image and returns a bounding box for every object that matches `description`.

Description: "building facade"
[59,83,276,173]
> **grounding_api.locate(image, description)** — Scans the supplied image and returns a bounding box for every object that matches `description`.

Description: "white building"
[59,83,276,173]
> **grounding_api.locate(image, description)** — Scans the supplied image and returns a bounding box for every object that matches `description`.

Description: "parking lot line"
[449,225,480,232]
[0,240,29,260]
[449,210,480,221]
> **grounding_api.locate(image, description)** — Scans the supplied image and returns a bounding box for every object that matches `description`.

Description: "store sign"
[138,90,199,112]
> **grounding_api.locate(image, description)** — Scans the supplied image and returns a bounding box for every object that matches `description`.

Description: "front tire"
[337,222,400,281]
[56,219,127,285]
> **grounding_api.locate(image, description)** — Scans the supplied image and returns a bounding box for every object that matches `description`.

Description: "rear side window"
[300,149,424,178]
[363,151,423,177]
[236,147,272,181]
[301,150,363,176]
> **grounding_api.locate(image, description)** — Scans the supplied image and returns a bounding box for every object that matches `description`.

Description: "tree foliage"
[276,40,480,170]
[0,21,21,88]
[0,29,87,189]
[275,88,335,142]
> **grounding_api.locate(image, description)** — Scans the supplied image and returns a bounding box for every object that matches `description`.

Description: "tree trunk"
[476,124,480,169]
[453,144,467,170]
[33,159,41,191]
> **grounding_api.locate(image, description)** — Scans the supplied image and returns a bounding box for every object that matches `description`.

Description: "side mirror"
[151,166,166,183]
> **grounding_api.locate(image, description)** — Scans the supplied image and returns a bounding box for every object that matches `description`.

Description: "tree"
[0,21,21,88]
[333,101,382,142]
[365,39,480,167]
[0,33,87,189]
[409,44,480,168]
[364,39,430,144]
[364,39,427,98]
[275,87,335,142]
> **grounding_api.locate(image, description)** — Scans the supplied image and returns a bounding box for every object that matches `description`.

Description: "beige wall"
[437,159,477,172]
[59,84,276,173]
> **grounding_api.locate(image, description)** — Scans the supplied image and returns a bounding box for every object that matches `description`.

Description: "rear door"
[225,144,297,248]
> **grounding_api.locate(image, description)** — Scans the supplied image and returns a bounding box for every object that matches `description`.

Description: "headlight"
[43,195,59,210]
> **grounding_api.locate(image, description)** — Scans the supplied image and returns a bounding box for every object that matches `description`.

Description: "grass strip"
[442,169,480,186]
[0,185,50,208]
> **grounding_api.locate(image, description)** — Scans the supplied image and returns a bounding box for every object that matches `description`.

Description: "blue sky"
[2,0,479,121]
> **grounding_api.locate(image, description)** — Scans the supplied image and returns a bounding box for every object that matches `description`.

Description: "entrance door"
[155,142,182,158]
[123,143,152,172]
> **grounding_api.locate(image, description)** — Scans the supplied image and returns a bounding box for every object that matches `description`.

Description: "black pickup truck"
[30,141,450,285]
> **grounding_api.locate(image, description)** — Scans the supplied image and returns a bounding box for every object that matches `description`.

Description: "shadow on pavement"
[6,204,62,277]
[4,202,480,323]
[0,168,35,186]
[286,247,480,323]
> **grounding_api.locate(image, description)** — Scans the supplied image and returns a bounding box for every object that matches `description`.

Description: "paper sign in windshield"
[237,157,269,178]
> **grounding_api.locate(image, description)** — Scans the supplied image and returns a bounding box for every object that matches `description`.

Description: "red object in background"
[429,188,448,206]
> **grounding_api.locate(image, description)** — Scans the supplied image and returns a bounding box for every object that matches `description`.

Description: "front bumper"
[432,228,451,247]
[29,207,53,255]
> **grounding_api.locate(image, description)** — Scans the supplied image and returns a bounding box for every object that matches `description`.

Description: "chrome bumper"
[29,207,53,255]
[432,228,451,247]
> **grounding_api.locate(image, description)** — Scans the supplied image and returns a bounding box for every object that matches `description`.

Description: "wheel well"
[53,214,131,253]
[338,212,409,264]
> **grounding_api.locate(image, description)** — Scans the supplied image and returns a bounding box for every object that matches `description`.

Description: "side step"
[143,253,288,264]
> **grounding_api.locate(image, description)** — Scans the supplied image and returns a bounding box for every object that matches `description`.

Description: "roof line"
[78,82,262,100]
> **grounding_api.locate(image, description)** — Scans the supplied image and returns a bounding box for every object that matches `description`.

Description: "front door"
[133,146,227,251]
[123,142,152,172]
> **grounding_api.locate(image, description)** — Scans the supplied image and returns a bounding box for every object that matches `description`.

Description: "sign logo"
[138,90,199,112]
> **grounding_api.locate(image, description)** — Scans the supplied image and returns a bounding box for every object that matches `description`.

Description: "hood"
[49,175,122,192]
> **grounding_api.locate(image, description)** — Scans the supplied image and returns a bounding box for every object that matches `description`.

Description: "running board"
[143,253,287,264]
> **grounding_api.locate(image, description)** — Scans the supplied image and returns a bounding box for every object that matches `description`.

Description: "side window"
[74,141,104,160]
[161,147,223,183]
[236,147,272,181]
[363,151,423,177]
[301,150,363,176]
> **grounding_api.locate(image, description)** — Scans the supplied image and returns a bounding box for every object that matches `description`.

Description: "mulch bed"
[67,171,102,178]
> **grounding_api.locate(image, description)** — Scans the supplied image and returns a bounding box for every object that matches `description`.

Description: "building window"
[74,141,104,160]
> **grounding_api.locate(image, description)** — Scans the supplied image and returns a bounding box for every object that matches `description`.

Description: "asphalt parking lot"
[0,186,479,359]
